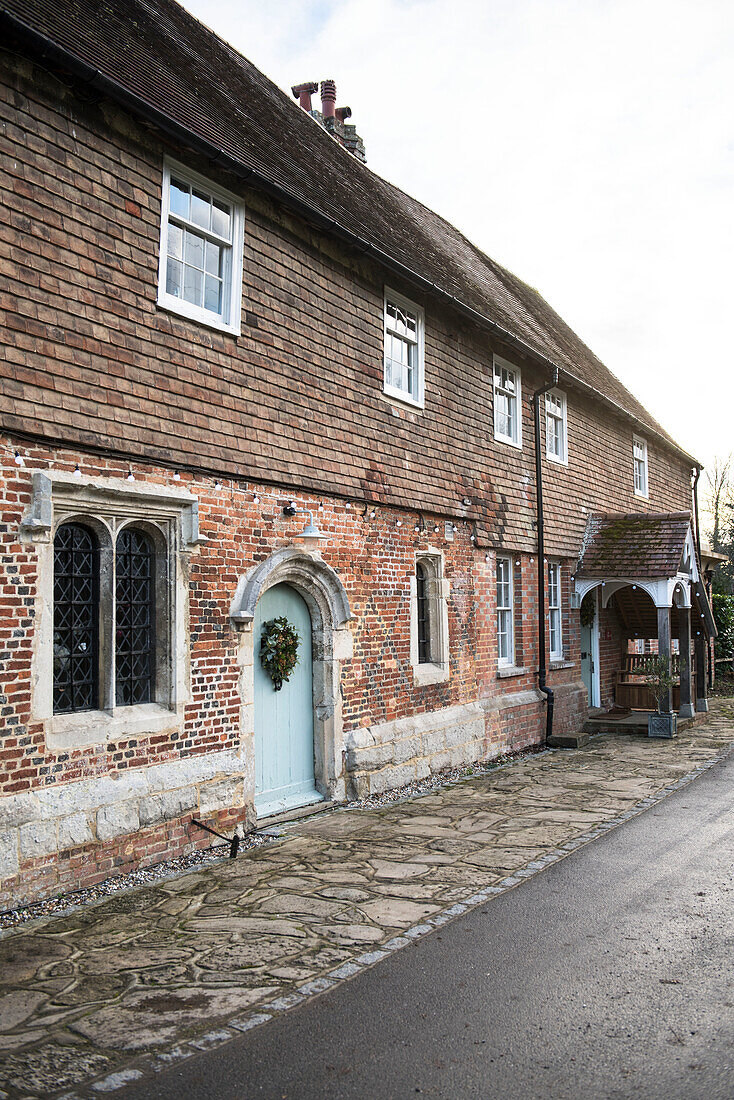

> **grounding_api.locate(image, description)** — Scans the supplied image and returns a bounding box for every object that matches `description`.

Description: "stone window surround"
[409,548,450,686]
[20,471,204,751]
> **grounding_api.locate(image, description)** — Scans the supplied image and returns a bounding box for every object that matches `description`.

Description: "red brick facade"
[0,43,697,906]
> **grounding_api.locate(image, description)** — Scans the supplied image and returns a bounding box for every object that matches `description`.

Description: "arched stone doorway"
[230,548,353,820]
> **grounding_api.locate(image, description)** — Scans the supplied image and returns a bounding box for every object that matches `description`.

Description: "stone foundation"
[0,749,250,908]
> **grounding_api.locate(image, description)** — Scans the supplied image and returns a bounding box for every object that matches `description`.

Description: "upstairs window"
[546,389,567,464]
[384,290,425,407]
[633,436,648,497]
[493,357,521,447]
[548,562,563,660]
[158,161,244,335]
[496,556,514,666]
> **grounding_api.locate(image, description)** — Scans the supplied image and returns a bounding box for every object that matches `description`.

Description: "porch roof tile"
[576,513,692,579]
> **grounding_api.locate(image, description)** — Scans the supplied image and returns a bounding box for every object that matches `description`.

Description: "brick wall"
[1,438,590,905]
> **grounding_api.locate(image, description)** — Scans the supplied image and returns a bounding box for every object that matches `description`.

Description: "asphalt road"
[123,750,734,1100]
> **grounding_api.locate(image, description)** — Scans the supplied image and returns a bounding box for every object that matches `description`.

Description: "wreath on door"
[580,593,596,628]
[260,616,301,691]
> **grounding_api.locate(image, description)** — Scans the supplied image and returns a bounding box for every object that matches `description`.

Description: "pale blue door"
[254,583,321,818]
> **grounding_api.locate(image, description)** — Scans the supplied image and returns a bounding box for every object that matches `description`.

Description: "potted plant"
[644,655,677,738]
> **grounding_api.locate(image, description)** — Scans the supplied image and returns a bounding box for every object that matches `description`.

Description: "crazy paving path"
[1,700,734,1098]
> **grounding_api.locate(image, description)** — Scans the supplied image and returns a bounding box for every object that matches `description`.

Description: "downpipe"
[533,368,559,743]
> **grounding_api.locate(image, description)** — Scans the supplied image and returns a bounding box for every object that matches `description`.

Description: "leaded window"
[53,523,99,714]
[115,527,156,707]
[416,562,431,663]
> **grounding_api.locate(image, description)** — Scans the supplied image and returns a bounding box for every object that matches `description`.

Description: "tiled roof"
[576,513,693,578]
[2,0,693,460]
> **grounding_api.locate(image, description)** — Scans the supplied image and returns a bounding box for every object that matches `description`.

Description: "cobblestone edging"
[1,710,733,1100]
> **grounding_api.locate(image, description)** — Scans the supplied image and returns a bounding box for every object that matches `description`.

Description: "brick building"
[0,0,715,906]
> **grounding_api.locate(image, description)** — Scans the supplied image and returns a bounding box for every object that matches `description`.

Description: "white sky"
[182,0,734,474]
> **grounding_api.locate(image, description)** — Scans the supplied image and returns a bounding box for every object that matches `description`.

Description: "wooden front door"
[254,583,321,818]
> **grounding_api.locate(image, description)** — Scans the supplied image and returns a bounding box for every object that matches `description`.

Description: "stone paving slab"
[1,700,734,1098]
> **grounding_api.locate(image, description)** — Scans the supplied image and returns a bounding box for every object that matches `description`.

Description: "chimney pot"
[292,81,319,111]
[335,106,352,123]
[320,79,337,118]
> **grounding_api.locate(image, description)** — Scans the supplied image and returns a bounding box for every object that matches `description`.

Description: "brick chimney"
[292,78,367,163]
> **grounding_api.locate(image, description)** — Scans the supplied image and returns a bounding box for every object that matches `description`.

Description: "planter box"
[648,712,677,738]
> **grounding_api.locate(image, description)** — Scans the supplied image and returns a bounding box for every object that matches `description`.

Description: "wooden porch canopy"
[573,512,716,716]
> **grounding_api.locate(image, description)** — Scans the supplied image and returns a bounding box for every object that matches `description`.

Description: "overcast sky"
[183,0,733,478]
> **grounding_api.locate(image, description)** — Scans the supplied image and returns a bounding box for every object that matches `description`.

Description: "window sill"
[549,660,574,670]
[413,662,450,686]
[547,453,568,466]
[46,703,182,752]
[156,297,241,337]
[381,387,425,412]
[494,434,522,450]
[634,489,649,499]
[497,665,529,679]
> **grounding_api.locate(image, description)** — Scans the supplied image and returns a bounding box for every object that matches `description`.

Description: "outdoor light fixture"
[396,519,402,527]
[214,480,222,491]
[173,470,181,481]
[126,468,135,482]
[73,464,82,479]
[292,508,327,550]
[14,451,24,466]
[253,492,259,504]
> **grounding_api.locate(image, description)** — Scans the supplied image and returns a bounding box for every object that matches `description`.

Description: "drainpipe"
[533,367,559,743]
[692,465,714,689]
[692,465,702,565]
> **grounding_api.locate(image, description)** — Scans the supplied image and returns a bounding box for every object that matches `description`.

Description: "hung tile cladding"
[0,0,706,906]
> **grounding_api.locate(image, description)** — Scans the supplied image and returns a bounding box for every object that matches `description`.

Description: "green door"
[254,583,321,818]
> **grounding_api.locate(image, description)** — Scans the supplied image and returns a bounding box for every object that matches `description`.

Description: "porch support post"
[678,606,694,719]
[695,632,709,712]
[656,606,672,714]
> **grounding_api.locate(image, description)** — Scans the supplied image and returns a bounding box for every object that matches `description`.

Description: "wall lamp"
[283,504,327,549]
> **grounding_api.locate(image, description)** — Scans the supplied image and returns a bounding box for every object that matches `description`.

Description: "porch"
[572,512,717,733]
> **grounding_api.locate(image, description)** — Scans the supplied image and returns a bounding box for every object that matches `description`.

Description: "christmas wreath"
[580,592,596,628]
[260,616,300,691]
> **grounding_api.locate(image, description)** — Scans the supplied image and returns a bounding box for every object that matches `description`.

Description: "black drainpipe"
[533,368,559,743]
[692,465,702,564]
